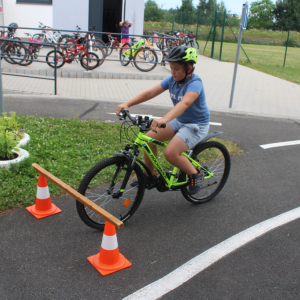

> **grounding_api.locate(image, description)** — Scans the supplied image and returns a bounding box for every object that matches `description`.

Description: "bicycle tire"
[76,157,145,230]
[60,38,75,54]
[92,39,107,57]
[3,42,28,65]
[19,54,33,66]
[119,43,131,66]
[59,34,72,44]
[133,47,158,72]
[105,42,113,56]
[80,52,100,70]
[180,141,231,204]
[46,50,65,68]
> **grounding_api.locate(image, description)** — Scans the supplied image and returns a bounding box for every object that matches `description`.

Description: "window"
[16,0,52,4]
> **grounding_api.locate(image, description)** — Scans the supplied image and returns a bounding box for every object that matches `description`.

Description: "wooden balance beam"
[32,163,124,229]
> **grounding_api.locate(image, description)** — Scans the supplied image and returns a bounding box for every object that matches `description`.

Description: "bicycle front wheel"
[3,42,28,65]
[119,43,131,66]
[133,48,158,72]
[105,42,113,56]
[80,52,100,70]
[76,157,145,230]
[180,141,231,204]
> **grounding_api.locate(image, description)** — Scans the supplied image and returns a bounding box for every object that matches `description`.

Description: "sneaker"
[188,171,204,195]
[130,172,158,187]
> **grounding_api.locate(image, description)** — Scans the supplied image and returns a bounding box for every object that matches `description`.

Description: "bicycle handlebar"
[118,109,166,130]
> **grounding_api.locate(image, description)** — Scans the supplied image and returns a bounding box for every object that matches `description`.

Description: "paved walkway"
[2,53,300,121]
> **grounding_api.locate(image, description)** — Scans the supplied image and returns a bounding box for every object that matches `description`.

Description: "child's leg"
[144,124,175,175]
[164,136,197,176]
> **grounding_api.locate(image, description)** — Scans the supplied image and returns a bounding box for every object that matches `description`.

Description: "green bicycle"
[119,37,158,72]
[76,110,231,230]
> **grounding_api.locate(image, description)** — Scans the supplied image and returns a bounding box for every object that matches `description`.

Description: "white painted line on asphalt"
[209,122,222,126]
[108,113,222,126]
[123,206,300,300]
[260,140,300,149]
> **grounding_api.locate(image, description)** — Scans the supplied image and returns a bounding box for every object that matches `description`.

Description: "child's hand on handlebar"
[150,118,167,132]
[116,103,129,116]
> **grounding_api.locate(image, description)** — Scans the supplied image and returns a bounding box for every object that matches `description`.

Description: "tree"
[144,0,165,22]
[274,0,300,31]
[176,0,197,25]
[247,0,275,29]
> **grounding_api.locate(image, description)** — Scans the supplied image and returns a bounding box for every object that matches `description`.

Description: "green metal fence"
[144,11,300,83]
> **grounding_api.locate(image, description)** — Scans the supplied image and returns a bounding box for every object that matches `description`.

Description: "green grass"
[200,40,300,84]
[0,116,243,212]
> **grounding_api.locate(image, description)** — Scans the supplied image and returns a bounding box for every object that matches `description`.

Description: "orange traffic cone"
[26,174,62,219]
[87,221,132,276]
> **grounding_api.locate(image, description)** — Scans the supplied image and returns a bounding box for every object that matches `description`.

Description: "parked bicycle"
[119,37,158,72]
[46,35,103,70]
[76,109,231,230]
[32,22,71,47]
[105,34,120,56]
[66,25,107,57]
[1,23,28,65]
[18,32,43,66]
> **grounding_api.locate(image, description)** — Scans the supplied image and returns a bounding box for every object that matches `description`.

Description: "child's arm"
[151,91,199,131]
[116,84,165,115]
[129,22,133,26]
[119,21,123,26]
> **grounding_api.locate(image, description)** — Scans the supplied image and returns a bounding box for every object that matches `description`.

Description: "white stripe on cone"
[36,186,50,200]
[101,234,118,250]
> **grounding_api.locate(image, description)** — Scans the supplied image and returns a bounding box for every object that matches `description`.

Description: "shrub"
[284,38,300,47]
[0,112,23,159]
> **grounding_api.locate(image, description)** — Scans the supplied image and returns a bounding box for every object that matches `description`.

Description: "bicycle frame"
[132,131,214,189]
[122,38,145,58]
[62,44,87,61]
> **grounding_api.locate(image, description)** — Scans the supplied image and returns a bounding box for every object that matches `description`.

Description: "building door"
[89,0,122,43]
[102,0,122,42]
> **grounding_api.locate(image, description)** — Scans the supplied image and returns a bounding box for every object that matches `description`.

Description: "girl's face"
[123,23,129,27]
[169,62,188,82]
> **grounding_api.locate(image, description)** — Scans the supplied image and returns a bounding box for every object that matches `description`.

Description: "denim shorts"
[168,119,209,149]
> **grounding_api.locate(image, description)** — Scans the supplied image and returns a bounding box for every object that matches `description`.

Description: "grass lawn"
[199,40,300,84]
[0,116,243,212]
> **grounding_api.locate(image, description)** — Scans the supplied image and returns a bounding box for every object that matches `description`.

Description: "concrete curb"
[1,67,167,80]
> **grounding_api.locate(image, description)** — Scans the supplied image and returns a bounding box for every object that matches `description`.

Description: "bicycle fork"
[108,157,136,199]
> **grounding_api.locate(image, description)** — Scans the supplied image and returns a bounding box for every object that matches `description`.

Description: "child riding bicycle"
[116,46,210,195]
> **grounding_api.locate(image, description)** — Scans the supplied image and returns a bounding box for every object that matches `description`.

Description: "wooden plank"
[32,163,124,229]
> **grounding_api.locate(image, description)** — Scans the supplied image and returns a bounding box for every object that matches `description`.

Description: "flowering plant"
[0,112,23,159]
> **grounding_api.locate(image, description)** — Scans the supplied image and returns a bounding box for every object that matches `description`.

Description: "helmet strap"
[178,64,193,84]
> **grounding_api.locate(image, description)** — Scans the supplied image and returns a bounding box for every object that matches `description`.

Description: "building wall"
[124,0,144,39]
[53,0,89,33]
[3,0,52,37]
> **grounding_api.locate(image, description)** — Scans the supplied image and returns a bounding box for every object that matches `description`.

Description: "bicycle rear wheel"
[76,157,145,230]
[133,48,158,72]
[119,43,131,66]
[46,50,65,68]
[180,141,231,204]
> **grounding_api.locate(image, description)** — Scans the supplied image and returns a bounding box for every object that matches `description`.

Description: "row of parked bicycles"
[1,23,199,72]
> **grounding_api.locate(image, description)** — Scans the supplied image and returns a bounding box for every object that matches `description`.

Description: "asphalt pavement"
[1,98,300,300]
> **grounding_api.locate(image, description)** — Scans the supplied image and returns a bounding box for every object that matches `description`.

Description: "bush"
[284,38,300,47]
[0,112,23,159]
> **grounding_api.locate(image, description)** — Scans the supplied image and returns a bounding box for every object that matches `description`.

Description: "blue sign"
[242,2,249,30]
